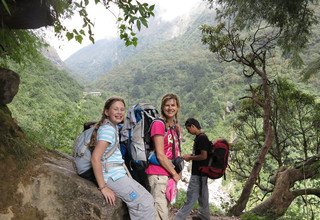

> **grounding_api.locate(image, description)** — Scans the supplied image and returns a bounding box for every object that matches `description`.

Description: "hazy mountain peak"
[64,1,213,84]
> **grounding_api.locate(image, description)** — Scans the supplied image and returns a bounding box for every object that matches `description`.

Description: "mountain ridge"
[64,1,214,83]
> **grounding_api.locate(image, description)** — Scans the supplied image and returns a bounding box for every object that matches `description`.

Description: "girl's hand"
[101,187,116,206]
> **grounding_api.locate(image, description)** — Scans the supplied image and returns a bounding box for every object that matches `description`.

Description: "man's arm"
[183,150,207,162]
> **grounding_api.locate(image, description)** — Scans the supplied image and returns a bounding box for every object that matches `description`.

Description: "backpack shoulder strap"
[169,124,181,158]
[152,117,165,125]
[101,120,120,160]
[150,117,166,132]
[103,136,119,160]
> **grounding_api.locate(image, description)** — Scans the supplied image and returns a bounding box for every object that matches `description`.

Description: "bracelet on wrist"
[98,184,107,191]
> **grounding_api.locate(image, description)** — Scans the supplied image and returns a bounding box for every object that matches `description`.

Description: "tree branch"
[292,188,320,198]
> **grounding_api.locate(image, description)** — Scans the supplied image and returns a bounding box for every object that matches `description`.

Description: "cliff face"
[0,73,128,220]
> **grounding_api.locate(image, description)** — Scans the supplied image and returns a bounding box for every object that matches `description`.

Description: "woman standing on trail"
[91,97,155,219]
[145,93,182,220]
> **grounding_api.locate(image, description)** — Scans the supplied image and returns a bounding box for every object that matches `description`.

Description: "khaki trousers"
[148,175,169,220]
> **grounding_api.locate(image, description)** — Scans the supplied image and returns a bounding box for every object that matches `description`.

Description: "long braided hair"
[88,97,125,150]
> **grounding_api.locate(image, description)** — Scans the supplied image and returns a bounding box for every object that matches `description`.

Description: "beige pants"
[148,175,169,220]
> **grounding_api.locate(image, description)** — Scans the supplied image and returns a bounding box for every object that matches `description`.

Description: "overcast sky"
[49,0,202,60]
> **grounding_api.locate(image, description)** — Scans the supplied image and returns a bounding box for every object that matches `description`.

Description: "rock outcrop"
[0,104,129,219]
[0,68,20,105]
[0,149,129,220]
[0,0,54,29]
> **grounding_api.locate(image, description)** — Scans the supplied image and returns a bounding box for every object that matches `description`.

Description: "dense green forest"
[7,56,87,152]
[2,1,320,219]
[66,5,245,140]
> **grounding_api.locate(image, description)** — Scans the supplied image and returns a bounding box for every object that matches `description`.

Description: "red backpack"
[198,139,230,179]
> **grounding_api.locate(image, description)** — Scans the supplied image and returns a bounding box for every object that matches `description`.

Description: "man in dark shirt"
[175,118,211,220]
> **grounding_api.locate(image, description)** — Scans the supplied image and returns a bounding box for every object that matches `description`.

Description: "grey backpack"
[73,122,118,181]
[73,126,96,175]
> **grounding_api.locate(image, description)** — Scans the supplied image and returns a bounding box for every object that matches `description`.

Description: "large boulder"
[0,105,129,219]
[0,68,20,105]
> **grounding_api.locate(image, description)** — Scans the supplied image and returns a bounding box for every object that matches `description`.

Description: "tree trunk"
[229,65,273,216]
[249,155,320,219]
[229,128,273,216]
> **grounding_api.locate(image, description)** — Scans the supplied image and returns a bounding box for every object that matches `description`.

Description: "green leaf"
[138,5,145,17]
[129,16,137,24]
[66,32,74,41]
[140,17,148,28]
[54,25,61,33]
[75,35,83,44]
[120,24,126,30]
[149,4,155,11]
[136,20,141,31]
[89,36,94,43]
[73,29,79,35]
[1,0,11,15]
[125,40,132,47]
[79,30,85,35]
[132,37,138,46]
[123,6,129,15]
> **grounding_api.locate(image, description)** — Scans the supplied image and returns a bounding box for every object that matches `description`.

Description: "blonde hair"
[89,97,125,149]
[160,93,180,123]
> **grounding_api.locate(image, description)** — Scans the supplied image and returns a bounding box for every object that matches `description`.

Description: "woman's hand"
[101,187,116,206]
[172,172,181,183]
